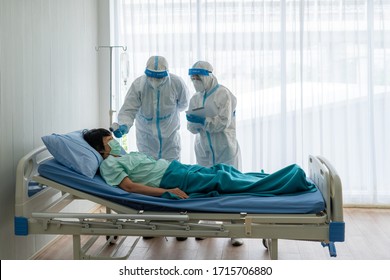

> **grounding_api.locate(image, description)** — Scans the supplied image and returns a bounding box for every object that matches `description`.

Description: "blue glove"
[111,124,129,138]
[186,114,205,125]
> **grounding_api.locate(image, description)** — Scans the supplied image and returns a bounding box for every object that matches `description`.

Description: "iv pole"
[95,45,127,126]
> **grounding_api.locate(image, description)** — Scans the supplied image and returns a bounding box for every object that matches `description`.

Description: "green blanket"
[160,160,316,199]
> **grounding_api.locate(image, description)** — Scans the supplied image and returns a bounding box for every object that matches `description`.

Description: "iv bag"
[120,52,129,84]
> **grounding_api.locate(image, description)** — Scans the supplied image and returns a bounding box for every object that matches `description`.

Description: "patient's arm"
[119,177,188,199]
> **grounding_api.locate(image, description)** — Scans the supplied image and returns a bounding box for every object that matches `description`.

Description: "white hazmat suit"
[186,61,243,246]
[115,56,189,161]
[187,61,241,169]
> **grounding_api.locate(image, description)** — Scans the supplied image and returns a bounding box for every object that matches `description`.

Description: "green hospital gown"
[99,152,169,187]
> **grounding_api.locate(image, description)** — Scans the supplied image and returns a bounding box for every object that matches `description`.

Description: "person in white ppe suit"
[187,61,242,169]
[186,61,243,246]
[111,55,189,161]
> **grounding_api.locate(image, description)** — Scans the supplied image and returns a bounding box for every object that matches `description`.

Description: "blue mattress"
[38,159,325,214]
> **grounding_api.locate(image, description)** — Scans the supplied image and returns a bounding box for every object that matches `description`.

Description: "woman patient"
[83,128,316,199]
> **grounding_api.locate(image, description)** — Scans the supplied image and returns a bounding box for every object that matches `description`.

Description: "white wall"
[97,0,112,128]
[0,0,105,259]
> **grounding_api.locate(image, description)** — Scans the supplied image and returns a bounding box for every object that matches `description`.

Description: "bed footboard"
[308,155,345,257]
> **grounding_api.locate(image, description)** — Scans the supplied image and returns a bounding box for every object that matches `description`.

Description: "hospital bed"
[15,146,345,260]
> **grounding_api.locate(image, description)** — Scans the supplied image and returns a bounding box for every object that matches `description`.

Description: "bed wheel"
[106,235,118,244]
[262,239,268,249]
[321,241,337,257]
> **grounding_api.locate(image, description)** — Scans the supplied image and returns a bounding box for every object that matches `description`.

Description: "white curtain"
[114,0,390,206]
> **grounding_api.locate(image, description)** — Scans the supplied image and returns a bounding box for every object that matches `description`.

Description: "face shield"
[188,68,211,76]
[145,69,169,88]
[188,67,212,93]
[145,69,169,79]
[145,56,169,89]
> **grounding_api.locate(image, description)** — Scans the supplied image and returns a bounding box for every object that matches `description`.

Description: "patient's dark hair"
[83,128,111,154]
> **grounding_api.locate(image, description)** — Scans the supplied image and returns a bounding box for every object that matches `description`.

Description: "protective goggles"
[188,68,211,76]
[145,69,169,78]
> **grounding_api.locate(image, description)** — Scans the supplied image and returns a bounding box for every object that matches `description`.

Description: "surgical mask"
[107,139,122,156]
[192,80,205,93]
[148,77,163,89]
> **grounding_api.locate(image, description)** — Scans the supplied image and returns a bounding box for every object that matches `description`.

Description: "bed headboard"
[15,146,61,217]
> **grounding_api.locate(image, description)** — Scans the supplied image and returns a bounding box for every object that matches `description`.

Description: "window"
[112,0,390,206]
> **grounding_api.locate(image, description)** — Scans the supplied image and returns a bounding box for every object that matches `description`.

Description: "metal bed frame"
[15,146,345,260]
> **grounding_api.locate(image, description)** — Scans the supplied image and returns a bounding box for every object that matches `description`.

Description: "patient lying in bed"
[83,128,316,200]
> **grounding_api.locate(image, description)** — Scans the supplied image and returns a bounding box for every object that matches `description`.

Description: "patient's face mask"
[107,139,122,156]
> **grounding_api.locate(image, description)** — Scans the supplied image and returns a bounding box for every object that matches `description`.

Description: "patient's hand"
[166,188,188,199]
